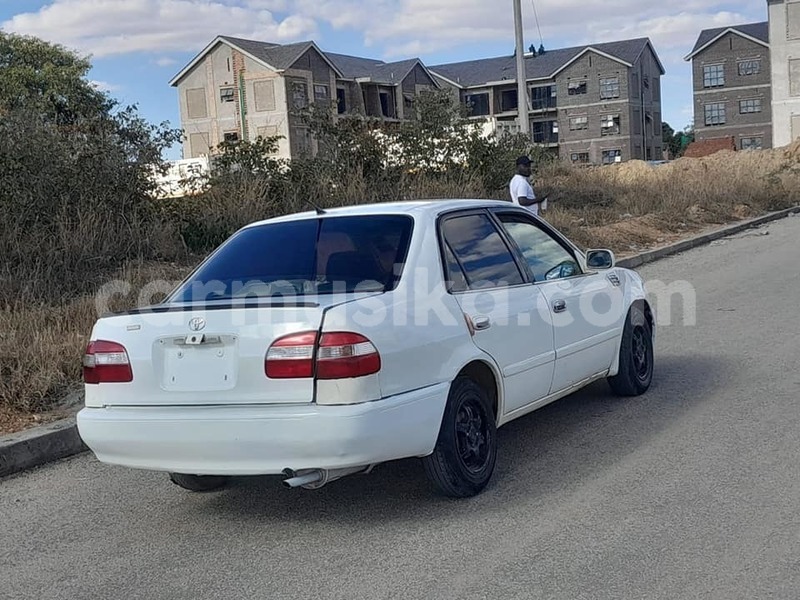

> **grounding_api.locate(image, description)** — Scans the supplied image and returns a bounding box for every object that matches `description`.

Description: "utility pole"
[513,0,529,138]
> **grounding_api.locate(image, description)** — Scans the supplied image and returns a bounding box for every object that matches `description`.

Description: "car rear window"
[168,215,414,302]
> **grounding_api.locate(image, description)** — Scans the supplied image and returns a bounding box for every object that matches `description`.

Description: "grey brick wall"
[691,33,773,149]
[552,49,662,163]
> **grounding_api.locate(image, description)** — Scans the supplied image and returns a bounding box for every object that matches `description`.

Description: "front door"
[440,211,556,415]
[536,275,622,392]
[492,210,623,393]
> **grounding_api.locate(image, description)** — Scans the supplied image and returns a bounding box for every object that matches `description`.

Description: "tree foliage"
[292,88,553,196]
[0,32,182,303]
[0,32,111,123]
[662,121,694,159]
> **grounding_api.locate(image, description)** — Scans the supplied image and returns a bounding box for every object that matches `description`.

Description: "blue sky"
[1,0,768,160]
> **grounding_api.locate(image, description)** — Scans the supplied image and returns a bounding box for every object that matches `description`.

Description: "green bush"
[0,33,184,305]
[165,89,553,254]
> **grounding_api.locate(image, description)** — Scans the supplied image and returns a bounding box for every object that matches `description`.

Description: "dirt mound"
[609,160,655,185]
[783,139,800,160]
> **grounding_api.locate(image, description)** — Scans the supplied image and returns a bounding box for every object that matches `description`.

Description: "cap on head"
[516,155,532,166]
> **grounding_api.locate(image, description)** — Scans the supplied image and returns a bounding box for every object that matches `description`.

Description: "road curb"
[2,205,799,479]
[617,206,800,269]
[0,416,87,479]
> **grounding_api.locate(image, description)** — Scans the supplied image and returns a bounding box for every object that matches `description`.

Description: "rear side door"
[439,210,555,415]
[492,210,623,393]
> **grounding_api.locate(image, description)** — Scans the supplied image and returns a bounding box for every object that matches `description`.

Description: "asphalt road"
[3,215,800,600]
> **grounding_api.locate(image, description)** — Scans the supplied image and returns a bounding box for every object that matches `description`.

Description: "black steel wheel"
[423,376,497,498]
[608,304,654,396]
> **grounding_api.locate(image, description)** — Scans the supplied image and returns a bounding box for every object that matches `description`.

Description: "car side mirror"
[586,249,615,270]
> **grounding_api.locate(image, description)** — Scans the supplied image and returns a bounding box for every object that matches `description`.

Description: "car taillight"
[265,331,380,380]
[83,340,133,384]
[265,332,318,379]
[316,332,381,380]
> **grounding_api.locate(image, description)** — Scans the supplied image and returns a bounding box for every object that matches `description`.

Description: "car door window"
[497,214,582,282]
[442,242,468,292]
[441,213,524,289]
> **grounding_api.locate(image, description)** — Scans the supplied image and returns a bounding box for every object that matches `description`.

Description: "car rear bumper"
[76,384,449,475]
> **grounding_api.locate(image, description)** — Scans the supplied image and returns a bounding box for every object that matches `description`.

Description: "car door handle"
[552,300,567,313]
[473,316,491,330]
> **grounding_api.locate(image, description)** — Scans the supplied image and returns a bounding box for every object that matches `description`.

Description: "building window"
[219,87,235,103]
[256,125,279,140]
[290,126,311,155]
[790,59,800,97]
[569,116,588,131]
[788,2,800,40]
[189,132,210,158]
[740,137,763,150]
[465,93,490,116]
[738,60,761,76]
[223,131,240,144]
[531,85,557,110]
[599,78,620,99]
[403,92,415,115]
[739,98,762,114]
[602,149,621,164]
[568,80,587,95]
[185,88,208,119]
[253,80,276,112]
[290,80,308,109]
[336,87,347,114]
[500,90,518,112]
[601,114,621,136]
[314,84,329,102]
[379,91,394,117]
[704,102,726,126]
[703,64,725,88]
[532,121,558,143]
[571,152,590,164]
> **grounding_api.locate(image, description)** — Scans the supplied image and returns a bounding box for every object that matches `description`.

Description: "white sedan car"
[77,199,654,497]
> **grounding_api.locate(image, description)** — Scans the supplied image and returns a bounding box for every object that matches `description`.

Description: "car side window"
[497,214,582,282]
[442,242,468,292]
[441,213,524,289]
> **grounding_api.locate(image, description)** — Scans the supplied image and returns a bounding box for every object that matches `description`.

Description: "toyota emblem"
[188,317,206,332]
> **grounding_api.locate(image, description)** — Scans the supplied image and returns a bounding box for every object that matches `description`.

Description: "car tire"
[423,376,497,498]
[608,304,654,396]
[168,473,230,492]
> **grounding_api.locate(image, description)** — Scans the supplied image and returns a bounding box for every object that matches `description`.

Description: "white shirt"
[509,174,546,215]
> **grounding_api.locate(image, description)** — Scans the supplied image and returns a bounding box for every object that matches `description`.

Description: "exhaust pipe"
[281,466,372,490]
[282,469,324,488]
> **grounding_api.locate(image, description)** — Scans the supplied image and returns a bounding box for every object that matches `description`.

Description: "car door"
[492,210,624,394]
[439,210,555,415]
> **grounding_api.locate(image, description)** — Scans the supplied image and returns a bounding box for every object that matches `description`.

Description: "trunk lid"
[87,298,355,407]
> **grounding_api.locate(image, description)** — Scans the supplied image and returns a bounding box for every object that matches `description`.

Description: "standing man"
[509,155,547,216]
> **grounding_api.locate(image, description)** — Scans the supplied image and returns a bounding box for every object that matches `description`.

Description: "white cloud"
[2,0,318,57]
[153,56,179,67]
[2,1,766,63]
[589,10,749,53]
[89,79,122,92]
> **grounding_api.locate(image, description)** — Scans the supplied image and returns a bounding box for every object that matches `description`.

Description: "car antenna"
[305,199,326,215]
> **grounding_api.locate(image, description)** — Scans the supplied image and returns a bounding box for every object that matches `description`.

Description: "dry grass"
[0,261,191,426]
[538,143,800,251]
[2,146,799,433]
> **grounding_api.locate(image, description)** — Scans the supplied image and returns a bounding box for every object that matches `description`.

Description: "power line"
[529,0,544,47]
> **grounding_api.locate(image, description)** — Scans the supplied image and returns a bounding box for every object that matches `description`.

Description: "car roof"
[244,199,515,228]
